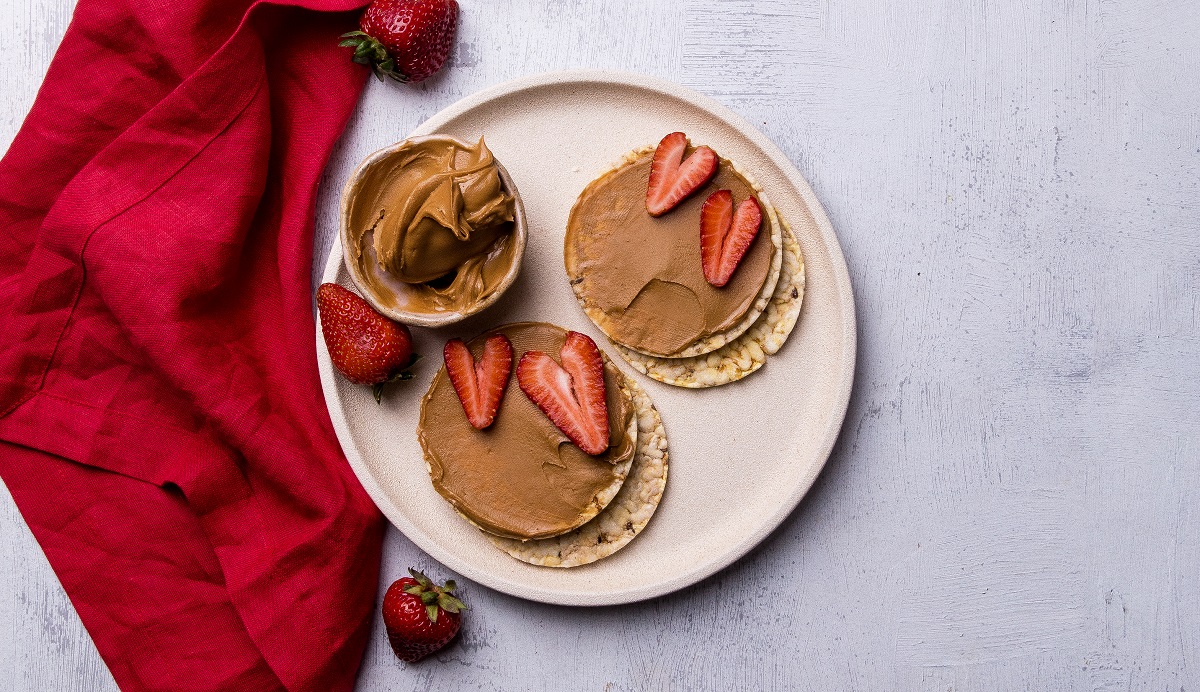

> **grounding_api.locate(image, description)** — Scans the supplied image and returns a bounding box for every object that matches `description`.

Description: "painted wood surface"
[3,0,1198,689]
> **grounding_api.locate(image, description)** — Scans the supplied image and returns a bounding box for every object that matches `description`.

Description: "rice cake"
[615,213,805,388]
[565,144,782,359]
[488,373,667,567]
[418,322,638,540]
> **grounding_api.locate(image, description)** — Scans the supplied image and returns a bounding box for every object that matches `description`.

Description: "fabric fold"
[0,0,383,690]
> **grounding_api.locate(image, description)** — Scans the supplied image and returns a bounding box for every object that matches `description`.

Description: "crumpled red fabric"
[0,0,385,689]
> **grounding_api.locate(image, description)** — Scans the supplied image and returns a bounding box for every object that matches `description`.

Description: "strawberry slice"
[517,331,609,456]
[700,190,763,287]
[645,132,718,216]
[444,334,513,429]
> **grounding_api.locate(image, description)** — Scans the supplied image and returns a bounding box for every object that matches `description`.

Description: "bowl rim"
[338,133,528,328]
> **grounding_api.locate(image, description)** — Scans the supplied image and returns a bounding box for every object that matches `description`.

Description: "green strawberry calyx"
[402,568,467,623]
[372,354,421,404]
[339,31,409,83]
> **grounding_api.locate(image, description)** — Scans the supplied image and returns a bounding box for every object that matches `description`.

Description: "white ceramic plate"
[317,70,856,606]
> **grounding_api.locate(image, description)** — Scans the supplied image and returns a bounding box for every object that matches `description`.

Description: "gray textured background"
[3,0,1199,689]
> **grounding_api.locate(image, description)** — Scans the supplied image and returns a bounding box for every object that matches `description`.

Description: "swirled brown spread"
[418,323,637,540]
[346,137,516,314]
[564,149,772,357]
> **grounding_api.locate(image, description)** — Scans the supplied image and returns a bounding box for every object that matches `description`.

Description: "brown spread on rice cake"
[418,322,637,540]
[565,145,782,359]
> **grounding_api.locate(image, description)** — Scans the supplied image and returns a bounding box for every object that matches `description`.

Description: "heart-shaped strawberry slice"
[645,132,719,217]
[444,334,513,430]
[516,331,609,456]
[700,190,763,287]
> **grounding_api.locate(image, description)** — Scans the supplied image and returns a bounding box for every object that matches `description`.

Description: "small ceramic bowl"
[339,134,527,328]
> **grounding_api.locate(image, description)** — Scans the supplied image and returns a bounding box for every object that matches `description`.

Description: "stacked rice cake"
[418,322,668,567]
[565,144,804,388]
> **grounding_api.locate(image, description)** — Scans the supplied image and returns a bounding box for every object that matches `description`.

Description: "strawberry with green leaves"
[341,0,459,83]
[382,569,467,663]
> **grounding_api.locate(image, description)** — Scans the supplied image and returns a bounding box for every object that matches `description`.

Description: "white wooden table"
[4,1,1199,689]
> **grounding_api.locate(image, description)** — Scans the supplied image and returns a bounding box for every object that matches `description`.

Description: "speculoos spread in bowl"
[341,135,526,327]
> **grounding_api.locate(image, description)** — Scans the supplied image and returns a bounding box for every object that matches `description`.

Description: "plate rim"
[317,69,857,606]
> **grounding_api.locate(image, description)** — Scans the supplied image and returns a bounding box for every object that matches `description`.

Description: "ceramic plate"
[317,70,856,606]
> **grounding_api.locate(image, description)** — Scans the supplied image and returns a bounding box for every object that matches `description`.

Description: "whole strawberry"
[316,283,416,402]
[340,0,459,84]
[382,569,466,663]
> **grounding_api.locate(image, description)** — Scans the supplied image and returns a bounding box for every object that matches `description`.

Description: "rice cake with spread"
[565,144,782,359]
[615,212,805,388]
[418,322,638,540]
[488,373,667,567]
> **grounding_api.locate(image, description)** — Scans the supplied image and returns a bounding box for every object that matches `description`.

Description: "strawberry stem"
[338,31,410,83]
[402,568,469,623]
[372,354,421,404]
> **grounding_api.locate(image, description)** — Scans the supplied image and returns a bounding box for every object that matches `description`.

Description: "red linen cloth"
[0,0,384,689]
